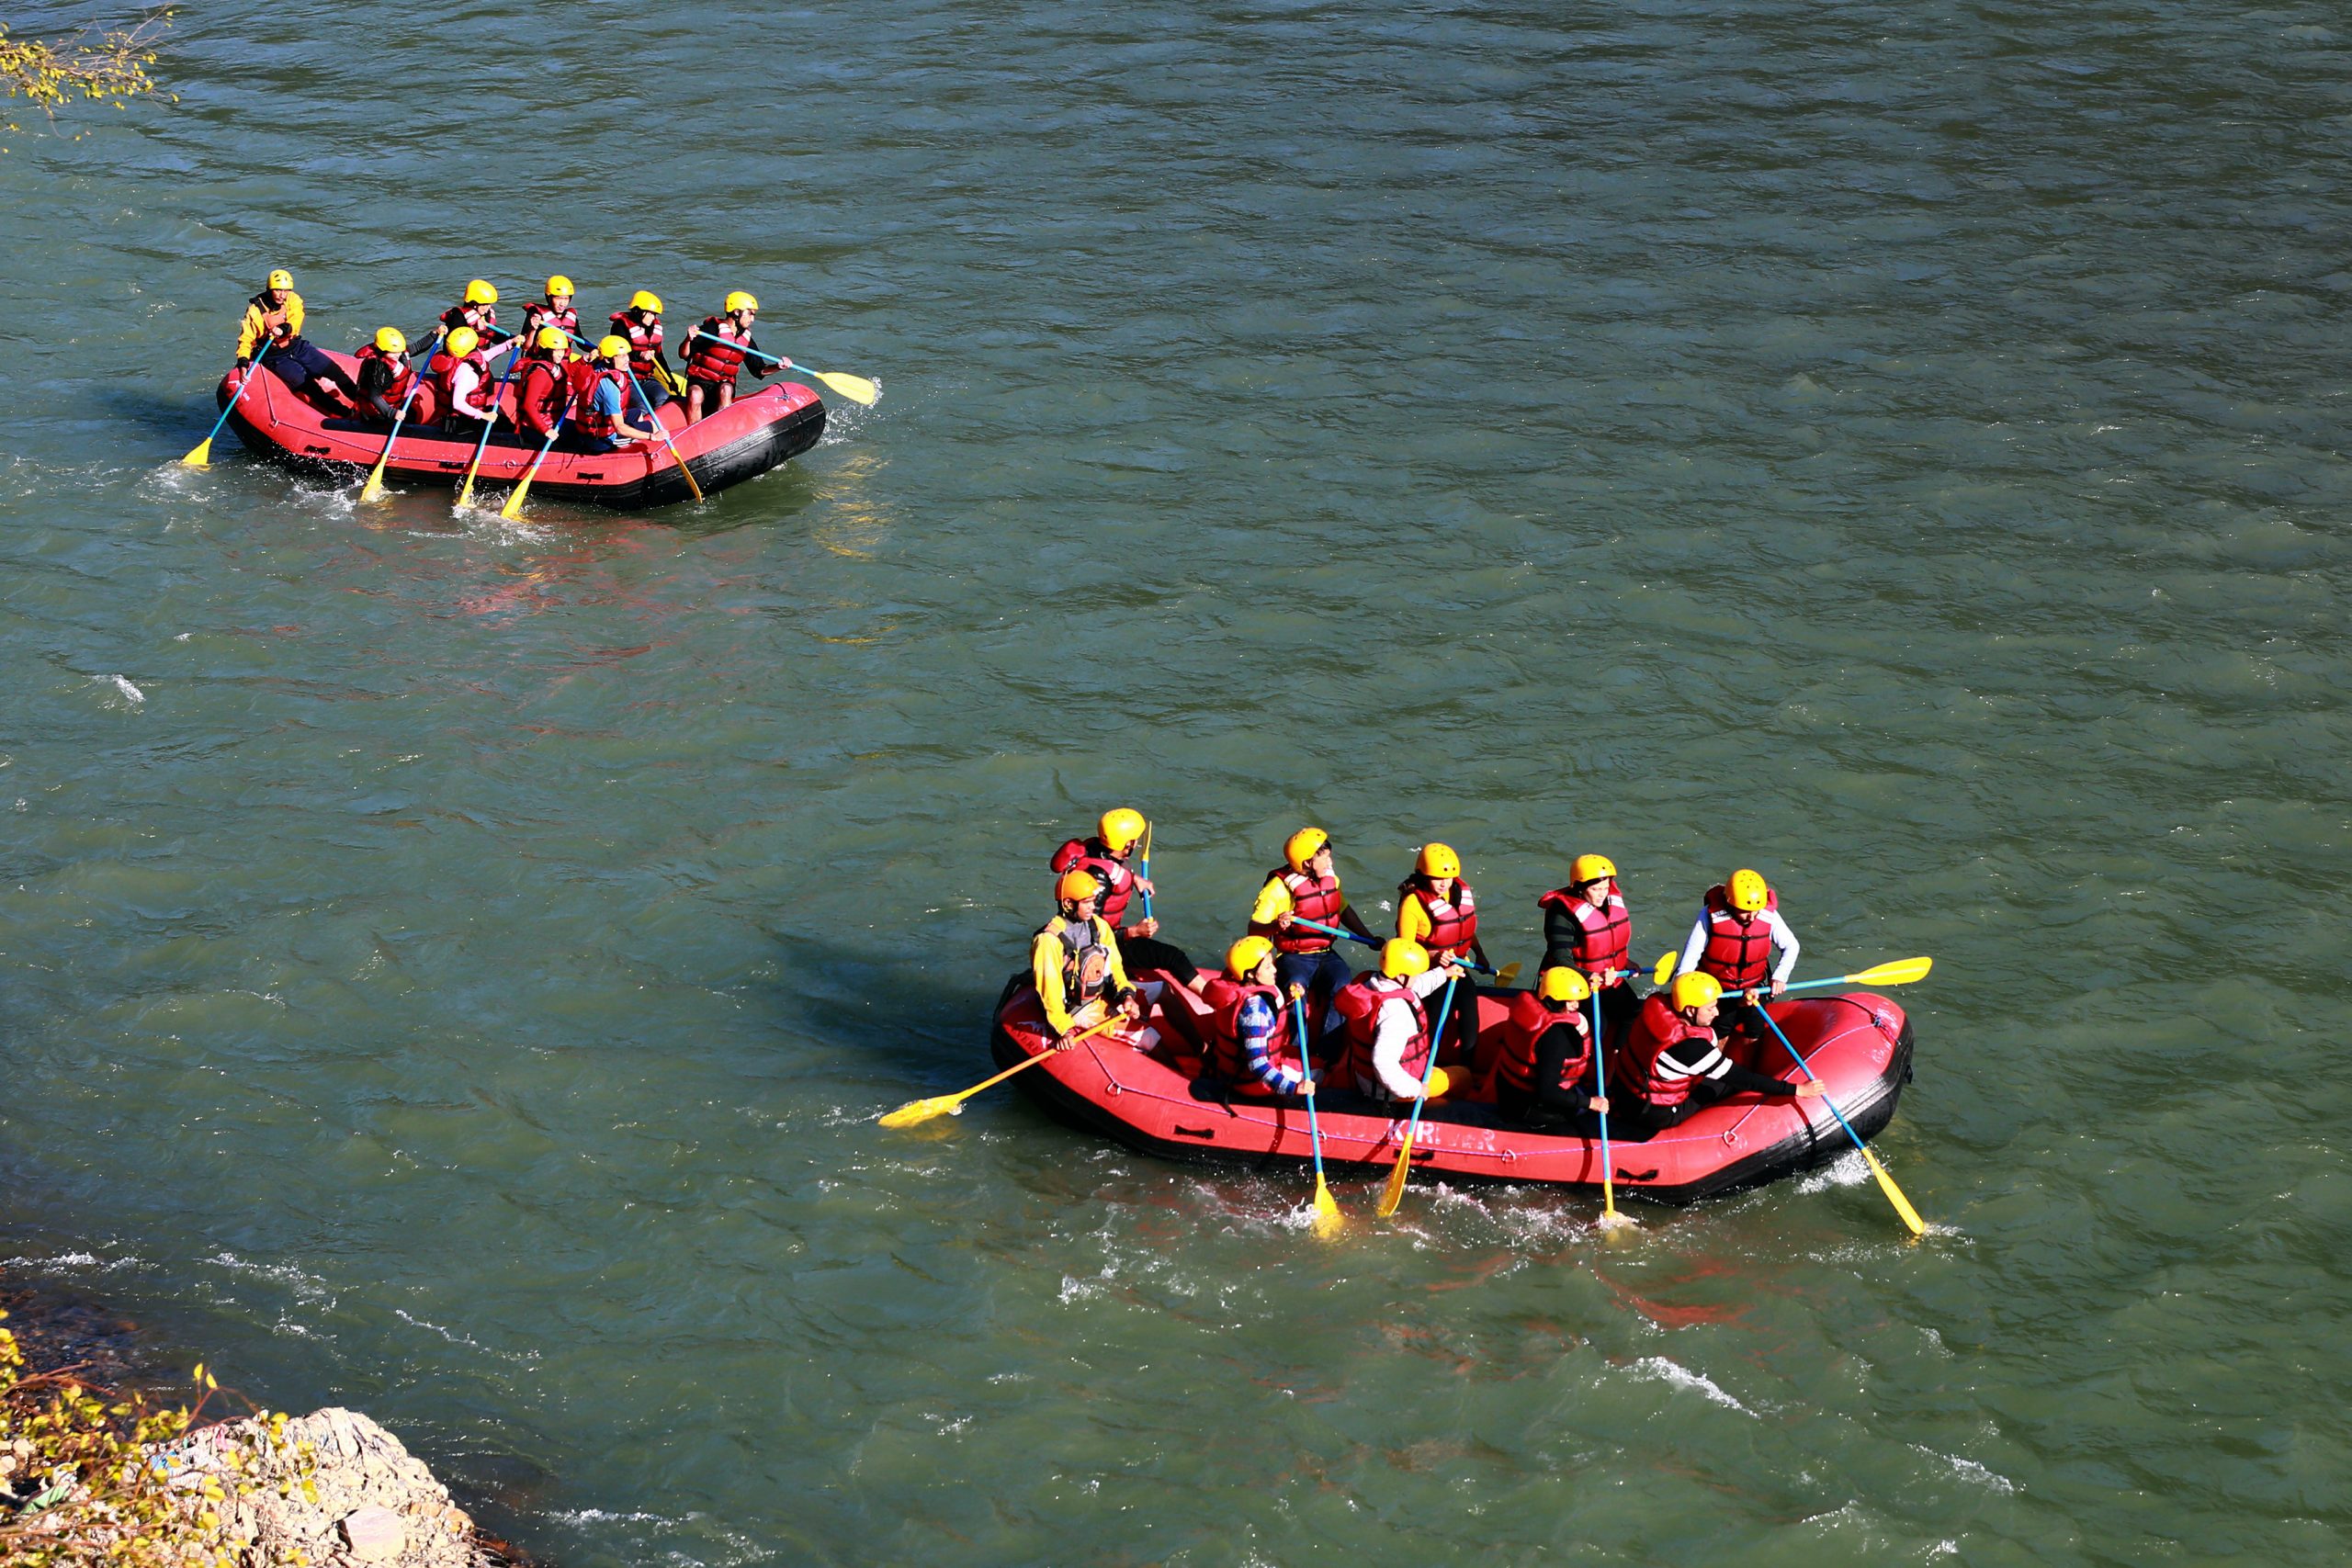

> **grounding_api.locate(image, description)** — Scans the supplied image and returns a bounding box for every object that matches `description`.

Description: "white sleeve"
[1371,999,1425,1100]
[1766,908,1800,985]
[1675,909,1709,975]
[1406,968,1453,1000]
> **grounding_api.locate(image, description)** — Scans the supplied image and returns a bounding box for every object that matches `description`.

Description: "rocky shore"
[4,1282,537,1567]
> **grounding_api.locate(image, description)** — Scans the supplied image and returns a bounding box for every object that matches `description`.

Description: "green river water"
[3,2,2348,1562]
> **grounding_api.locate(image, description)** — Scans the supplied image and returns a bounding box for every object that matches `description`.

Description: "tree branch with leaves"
[1,7,174,144]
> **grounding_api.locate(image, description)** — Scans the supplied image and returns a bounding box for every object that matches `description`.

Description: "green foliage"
[0,7,175,144]
[0,1311,311,1567]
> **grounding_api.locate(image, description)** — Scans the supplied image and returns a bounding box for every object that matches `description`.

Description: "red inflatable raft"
[991,976,1915,1206]
[212,355,825,510]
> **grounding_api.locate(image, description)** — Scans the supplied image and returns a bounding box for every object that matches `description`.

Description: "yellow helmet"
[464,279,498,306]
[1098,807,1147,854]
[535,326,566,352]
[545,274,575,298]
[1380,939,1430,980]
[1423,1066,1452,1100]
[1415,842,1461,879]
[373,326,406,355]
[724,289,759,313]
[1226,935,1274,980]
[1671,971,1724,1012]
[445,326,480,357]
[629,289,662,314]
[1055,869,1102,904]
[1570,852,1617,886]
[1283,827,1329,872]
[266,268,293,291]
[596,334,629,359]
[1727,868,1770,913]
[1538,966,1592,1004]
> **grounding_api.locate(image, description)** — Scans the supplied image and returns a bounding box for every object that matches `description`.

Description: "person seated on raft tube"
[1675,867,1799,1044]
[1618,971,1823,1130]
[235,268,364,413]
[522,275,581,345]
[431,326,503,436]
[1485,966,1611,1130]
[607,290,679,407]
[569,337,669,453]
[1333,939,1464,1107]
[514,328,575,443]
[1049,807,1204,995]
[439,279,513,354]
[1196,937,1311,1100]
[1396,841,1487,1066]
[1538,852,1640,1031]
[683,291,785,424]
[352,326,434,423]
[1033,869,1143,1049]
[1248,828,1381,1020]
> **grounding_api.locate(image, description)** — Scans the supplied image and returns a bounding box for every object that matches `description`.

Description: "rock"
[342,1504,408,1562]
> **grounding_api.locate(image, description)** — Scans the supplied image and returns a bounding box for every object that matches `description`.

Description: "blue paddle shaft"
[1590,987,1611,1179]
[201,341,273,446]
[1395,973,1457,1152]
[1293,999,1327,1185]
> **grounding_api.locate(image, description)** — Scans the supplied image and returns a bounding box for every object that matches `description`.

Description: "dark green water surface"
[3,2,2349,1562]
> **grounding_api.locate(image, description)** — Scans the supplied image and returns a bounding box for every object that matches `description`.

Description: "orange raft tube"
[212,354,826,510]
[991,976,1916,1206]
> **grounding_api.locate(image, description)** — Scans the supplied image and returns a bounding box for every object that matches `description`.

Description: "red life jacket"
[609,311,664,378]
[1048,837,1136,926]
[441,303,498,339]
[1332,974,1430,1096]
[524,302,580,341]
[1250,870,1344,953]
[1536,884,1632,979]
[352,344,415,408]
[684,315,755,385]
[1398,875,1477,957]
[515,359,570,436]
[1619,994,1715,1109]
[1198,976,1292,1089]
[1696,885,1780,990]
[428,347,495,421]
[571,365,627,441]
[1489,993,1591,1096]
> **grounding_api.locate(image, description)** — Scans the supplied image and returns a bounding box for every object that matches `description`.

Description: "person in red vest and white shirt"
[1334,939,1464,1106]
[1674,867,1800,1045]
[1620,971,1823,1129]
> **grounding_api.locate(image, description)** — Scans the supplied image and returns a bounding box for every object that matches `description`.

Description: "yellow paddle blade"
[1846,955,1933,989]
[179,438,212,468]
[1652,950,1679,987]
[1374,1140,1413,1219]
[358,468,389,504]
[497,490,528,522]
[1492,962,1522,986]
[1311,1179,1344,1238]
[1861,1147,1928,1235]
[454,477,477,511]
[876,1094,957,1129]
[808,368,878,407]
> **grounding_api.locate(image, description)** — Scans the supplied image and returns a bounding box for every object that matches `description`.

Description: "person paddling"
[353,327,428,423]
[683,291,781,423]
[606,290,677,407]
[1048,807,1203,993]
[1333,939,1462,1106]
[1487,967,1608,1130]
[1619,971,1823,1129]
[1032,870,1142,1050]
[522,275,580,344]
[1539,853,1639,1030]
[1395,841,1487,1066]
[514,328,573,444]
[1675,867,1800,1043]
[433,326,502,435]
[439,279,512,353]
[1248,828,1380,1021]
[233,267,363,412]
[1197,937,1308,1100]
[571,337,668,452]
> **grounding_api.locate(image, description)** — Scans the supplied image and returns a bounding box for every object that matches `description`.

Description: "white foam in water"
[1913,1443,2017,1493]
[1631,1356,1758,1416]
[97,673,145,707]
[1797,1149,1871,1192]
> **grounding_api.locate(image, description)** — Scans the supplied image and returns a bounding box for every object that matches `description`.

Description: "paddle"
[1375,972,1457,1219]
[497,406,570,523]
[1736,957,1934,998]
[1589,985,1625,1229]
[453,345,529,512]
[1287,917,1519,984]
[557,330,706,503]
[182,343,272,468]
[691,332,879,406]
[358,331,443,505]
[877,1013,1124,1128]
[1138,821,1153,923]
[1754,1005,1927,1237]
[1292,987,1342,1237]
